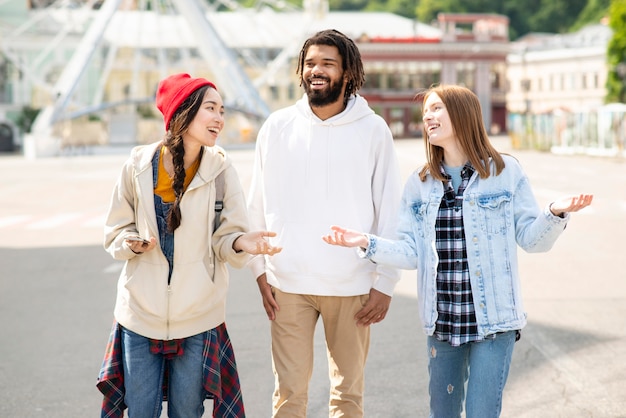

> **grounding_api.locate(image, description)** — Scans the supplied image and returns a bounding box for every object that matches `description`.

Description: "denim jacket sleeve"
[360,173,436,270]
[508,159,570,252]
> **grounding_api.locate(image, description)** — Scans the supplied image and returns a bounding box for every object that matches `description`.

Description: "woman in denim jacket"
[323,85,593,418]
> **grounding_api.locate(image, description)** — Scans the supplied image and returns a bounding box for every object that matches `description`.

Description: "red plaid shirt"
[96,321,245,417]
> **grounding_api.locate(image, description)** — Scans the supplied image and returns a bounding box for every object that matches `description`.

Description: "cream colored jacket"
[104,142,249,340]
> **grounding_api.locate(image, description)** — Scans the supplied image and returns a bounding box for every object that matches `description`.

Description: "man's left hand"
[355,288,391,326]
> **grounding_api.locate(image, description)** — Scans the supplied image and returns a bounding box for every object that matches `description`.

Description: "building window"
[364,72,382,89]
[456,62,475,90]
[287,83,296,100]
[521,79,531,92]
[569,74,576,90]
[269,85,279,101]
[389,72,409,91]
[548,74,554,91]
[490,62,506,92]
[364,62,441,92]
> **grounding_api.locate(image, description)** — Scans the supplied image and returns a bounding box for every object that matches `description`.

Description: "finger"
[354,305,372,322]
[334,231,345,245]
[262,301,275,320]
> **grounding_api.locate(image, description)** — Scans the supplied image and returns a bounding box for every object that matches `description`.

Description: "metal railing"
[507,105,626,158]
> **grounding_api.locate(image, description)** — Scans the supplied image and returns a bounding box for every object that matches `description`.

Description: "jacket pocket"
[475,191,511,235]
[123,260,169,318]
[410,199,435,238]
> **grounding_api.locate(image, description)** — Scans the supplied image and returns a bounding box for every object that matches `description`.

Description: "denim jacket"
[363,155,570,337]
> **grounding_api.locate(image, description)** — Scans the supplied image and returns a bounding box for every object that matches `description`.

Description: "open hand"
[235,231,282,255]
[322,225,368,248]
[550,194,594,217]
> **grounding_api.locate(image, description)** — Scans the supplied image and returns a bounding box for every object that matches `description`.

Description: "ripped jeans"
[427,331,516,418]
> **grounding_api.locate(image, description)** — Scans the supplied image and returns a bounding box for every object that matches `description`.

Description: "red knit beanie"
[156,73,217,130]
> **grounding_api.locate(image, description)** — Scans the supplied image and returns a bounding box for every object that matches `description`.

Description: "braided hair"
[162,84,210,232]
[296,29,365,102]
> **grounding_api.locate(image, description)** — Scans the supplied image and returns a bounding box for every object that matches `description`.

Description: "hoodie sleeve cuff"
[247,255,266,280]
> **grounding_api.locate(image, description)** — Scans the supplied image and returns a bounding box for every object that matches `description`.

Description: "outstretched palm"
[322,226,368,248]
[550,194,593,216]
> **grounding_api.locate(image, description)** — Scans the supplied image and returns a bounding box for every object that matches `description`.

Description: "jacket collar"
[134,142,229,184]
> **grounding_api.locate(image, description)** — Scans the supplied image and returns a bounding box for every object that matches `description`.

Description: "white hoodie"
[247,94,402,296]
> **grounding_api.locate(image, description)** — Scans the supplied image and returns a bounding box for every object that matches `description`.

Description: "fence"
[507,104,626,158]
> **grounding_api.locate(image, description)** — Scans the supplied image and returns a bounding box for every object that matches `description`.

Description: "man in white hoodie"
[247,29,402,417]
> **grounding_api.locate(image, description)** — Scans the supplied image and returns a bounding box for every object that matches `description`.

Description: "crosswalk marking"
[81,214,106,228]
[0,211,108,230]
[0,194,615,233]
[0,215,32,228]
[27,212,84,229]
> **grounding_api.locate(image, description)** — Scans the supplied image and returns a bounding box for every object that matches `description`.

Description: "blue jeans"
[427,331,516,418]
[121,327,206,418]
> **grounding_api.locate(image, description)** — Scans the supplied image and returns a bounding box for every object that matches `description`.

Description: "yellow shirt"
[154,146,201,203]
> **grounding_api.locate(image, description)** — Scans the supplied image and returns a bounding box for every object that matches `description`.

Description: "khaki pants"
[270,288,370,418]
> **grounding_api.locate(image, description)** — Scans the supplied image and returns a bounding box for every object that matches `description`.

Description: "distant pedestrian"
[323,84,593,418]
[97,73,281,418]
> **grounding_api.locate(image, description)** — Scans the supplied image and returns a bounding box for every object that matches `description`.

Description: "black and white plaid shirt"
[434,163,481,347]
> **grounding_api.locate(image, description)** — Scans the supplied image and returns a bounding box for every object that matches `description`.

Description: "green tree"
[571,0,611,30]
[329,0,368,10]
[416,0,590,40]
[364,0,417,19]
[234,0,610,41]
[606,0,626,103]
[15,105,40,133]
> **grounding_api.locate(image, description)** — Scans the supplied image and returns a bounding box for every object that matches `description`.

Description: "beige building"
[506,23,612,114]
[505,22,625,157]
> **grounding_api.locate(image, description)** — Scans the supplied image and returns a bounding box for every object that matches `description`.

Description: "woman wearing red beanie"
[97,73,281,418]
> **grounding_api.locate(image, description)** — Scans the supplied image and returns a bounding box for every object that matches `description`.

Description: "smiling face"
[183,87,224,148]
[302,44,347,108]
[422,92,456,149]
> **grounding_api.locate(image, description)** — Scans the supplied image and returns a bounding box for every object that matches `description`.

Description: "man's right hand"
[257,273,280,320]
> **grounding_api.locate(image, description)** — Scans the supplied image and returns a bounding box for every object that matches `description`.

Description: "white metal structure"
[0,0,281,157]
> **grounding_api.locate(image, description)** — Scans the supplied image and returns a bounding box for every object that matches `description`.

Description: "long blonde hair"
[418,84,504,182]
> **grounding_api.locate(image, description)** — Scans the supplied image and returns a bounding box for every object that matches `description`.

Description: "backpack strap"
[213,171,225,232]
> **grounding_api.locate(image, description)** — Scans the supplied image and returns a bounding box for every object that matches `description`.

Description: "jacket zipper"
[166,283,172,340]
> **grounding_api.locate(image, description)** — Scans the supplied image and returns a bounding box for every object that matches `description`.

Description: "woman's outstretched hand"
[234,231,282,255]
[322,226,369,248]
[549,194,594,217]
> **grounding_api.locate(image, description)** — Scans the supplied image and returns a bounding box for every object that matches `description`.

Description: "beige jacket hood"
[104,142,250,340]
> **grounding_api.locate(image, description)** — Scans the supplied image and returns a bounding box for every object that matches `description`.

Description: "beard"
[304,76,345,107]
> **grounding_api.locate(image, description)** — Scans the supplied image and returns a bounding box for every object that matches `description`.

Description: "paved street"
[0,136,625,417]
